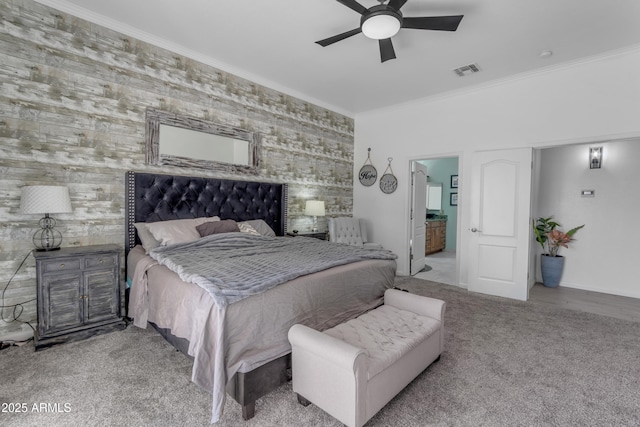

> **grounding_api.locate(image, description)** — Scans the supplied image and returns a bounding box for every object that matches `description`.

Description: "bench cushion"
[323,305,441,378]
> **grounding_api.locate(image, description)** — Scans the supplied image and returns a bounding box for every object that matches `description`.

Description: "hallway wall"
[535,140,640,298]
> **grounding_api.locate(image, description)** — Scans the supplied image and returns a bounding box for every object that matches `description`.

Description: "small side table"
[33,244,126,350]
[286,231,328,241]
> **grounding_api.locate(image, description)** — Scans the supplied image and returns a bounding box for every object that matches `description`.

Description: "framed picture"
[450,192,458,206]
[450,175,459,188]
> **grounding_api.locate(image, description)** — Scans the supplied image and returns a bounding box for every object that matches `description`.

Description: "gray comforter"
[149,233,397,308]
[132,236,397,423]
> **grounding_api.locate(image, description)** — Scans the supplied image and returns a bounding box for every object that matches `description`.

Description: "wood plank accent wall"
[0,0,354,339]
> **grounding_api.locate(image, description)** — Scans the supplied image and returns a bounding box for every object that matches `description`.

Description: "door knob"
[470,227,482,233]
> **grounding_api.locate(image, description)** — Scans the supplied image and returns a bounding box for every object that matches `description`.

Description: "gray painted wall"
[0,0,355,340]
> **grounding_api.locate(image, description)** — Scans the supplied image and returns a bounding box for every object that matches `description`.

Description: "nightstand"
[33,244,126,350]
[286,231,328,240]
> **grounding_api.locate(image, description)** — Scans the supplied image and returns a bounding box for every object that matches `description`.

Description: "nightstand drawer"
[85,254,117,269]
[40,258,82,273]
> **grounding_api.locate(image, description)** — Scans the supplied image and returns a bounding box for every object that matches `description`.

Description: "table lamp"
[20,185,72,251]
[305,200,325,232]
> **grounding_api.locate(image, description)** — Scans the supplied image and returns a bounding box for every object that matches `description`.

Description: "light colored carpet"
[2,278,639,426]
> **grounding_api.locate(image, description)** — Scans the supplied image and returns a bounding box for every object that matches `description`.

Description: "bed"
[124,171,397,423]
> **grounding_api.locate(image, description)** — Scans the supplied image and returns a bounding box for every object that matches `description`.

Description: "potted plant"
[532,217,584,288]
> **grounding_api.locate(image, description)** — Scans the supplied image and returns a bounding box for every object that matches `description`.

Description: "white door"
[468,148,532,300]
[410,162,427,275]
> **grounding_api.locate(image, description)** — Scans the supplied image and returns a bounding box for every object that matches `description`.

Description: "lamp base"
[33,214,63,251]
[34,247,61,252]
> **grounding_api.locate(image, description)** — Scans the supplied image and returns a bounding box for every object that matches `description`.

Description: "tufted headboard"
[125,171,288,256]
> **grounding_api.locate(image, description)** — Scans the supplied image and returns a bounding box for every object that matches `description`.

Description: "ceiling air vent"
[453,63,480,77]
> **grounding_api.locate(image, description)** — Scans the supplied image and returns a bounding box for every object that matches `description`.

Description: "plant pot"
[540,255,565,288]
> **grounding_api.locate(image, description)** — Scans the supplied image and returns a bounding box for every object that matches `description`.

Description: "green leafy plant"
[533,216,584,257]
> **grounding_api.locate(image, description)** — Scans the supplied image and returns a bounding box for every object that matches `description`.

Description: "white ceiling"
[36,0,640,116]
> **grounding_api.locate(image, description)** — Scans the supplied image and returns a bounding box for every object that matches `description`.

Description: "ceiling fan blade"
[387,0,408,11]
[379,38,396,63]
[336,0,368,15]
[402,15,464,31]
[316,28,362,47]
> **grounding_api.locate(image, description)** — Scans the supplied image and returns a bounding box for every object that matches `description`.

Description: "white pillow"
[134,222,162,253]
[237,222,261,236]
[146,216,220,247]
[239,219,276,237]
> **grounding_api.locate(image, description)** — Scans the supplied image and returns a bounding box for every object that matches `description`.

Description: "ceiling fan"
[316,0,463,63]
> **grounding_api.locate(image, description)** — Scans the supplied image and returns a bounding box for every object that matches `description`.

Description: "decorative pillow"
[237,222,261,236]
[134,223,161,253]
[146,216,220,246]
[239,219,276,237]
[197,219,240,237]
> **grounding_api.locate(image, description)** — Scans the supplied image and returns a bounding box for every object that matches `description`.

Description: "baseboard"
[559,282,640,300]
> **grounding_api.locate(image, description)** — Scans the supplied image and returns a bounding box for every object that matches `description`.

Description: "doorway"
[412,156,459,286]
[532,139,639,299]
[408,139,637,301]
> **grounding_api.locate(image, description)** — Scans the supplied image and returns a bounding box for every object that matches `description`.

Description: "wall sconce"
[20,185,73,251]
[589,147,603,169]
[304,200,325,232]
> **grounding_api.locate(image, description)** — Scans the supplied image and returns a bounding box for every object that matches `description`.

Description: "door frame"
[410,161,427,275]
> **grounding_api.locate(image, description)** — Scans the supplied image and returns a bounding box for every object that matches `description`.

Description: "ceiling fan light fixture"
[317,1,464,62]
[361,10,402,40]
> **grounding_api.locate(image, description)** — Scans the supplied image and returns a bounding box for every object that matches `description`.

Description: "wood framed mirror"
[145,108,261,175]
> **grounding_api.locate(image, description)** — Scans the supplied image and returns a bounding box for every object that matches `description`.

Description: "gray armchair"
[328,217,382,250]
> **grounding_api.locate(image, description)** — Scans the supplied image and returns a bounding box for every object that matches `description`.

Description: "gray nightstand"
[33,244,126,350]
[286,231,328,240]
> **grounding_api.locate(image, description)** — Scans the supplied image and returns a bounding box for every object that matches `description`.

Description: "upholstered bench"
[288,288,445,427]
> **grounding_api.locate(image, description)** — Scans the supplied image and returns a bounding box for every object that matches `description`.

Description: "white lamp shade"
[21,186,72,214]
[304,200,325,217]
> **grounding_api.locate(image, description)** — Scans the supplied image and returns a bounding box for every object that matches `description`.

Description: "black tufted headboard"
[125,171,288,256]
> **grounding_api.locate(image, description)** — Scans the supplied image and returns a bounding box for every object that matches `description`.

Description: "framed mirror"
[426,182,442,210]
[145,108,261,174]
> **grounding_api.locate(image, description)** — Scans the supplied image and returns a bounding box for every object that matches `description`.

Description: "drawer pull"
[60,264,65,269]
[79,295,88,300]
[99,259,104,264]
